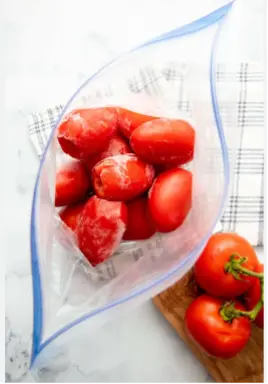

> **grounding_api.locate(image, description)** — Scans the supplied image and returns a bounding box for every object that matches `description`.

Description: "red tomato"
[92,154,155,201]
[57,108,117,159]
[130,118,195,165]
[123,196,156,241]
[76,196,128,265]
[148,168,192,232]
[59,202,85,232]
[116,107,157,139]
[55,160,90,207]
[185,295,251,359]
[194,233,259,299]
[84,134,131,174]
[244,263,264,328]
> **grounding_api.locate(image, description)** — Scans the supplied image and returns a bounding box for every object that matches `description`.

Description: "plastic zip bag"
[30,1,252,377]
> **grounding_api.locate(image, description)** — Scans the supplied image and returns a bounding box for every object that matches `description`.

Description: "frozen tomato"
[116,107,157,139]
[123,196,156,241]
[185,295,251,359]
[148,168,192,232]
[244,263,264,328]
[59,202,85,232]
[130,118,195,165]
[194,232,259,299]
[57,107,117,159]
[55,160,90,207]
[84,134,131,174]
[76,196,128,265]
[92,154,155,201]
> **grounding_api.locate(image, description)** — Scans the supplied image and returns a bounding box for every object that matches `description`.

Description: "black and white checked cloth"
[28,62,264,247]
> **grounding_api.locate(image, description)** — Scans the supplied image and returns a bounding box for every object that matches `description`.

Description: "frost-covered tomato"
[76,196,128,265]
[57,107,117,159]
[84,135,131,174]
[92,154,155,201]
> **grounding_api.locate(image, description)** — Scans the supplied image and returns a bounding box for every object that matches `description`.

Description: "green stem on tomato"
[220,253,264,323]
[224,253,264,280]
[220,292,263,322]
[232,265,264,279]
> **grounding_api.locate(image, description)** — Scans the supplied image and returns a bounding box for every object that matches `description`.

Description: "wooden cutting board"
[153,270,263,383]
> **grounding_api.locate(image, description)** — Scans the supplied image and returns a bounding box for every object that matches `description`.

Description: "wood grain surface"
[153,270,263,383]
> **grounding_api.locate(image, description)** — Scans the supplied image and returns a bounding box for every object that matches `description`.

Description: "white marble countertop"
[4,0,264,382]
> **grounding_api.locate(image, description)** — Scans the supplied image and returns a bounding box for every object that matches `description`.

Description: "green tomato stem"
[224,253,264,280]
[220,293,263,322]
[220,253,264,323]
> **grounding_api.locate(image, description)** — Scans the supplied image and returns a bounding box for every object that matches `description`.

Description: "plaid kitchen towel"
[28,62,264,247]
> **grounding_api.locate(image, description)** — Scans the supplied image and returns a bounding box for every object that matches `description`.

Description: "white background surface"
[3,0,264,382]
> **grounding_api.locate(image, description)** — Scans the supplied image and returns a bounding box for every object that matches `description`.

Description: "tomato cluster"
[55,107,195,265]
[185,232,264,359]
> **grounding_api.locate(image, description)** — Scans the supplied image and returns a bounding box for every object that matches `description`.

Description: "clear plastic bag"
[30,1,252,377]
